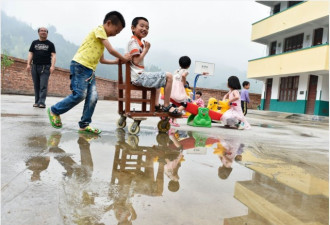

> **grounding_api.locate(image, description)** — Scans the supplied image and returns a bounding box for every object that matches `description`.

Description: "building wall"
[1,56,261,109]
[260,74,329,116]
[267,26,329,55]
[315,74,329,116]
[251,1,329,116]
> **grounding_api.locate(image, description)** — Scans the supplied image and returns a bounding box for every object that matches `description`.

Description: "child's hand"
[143,40,151,50]
[122,53,132,63]
[113,58,119,64]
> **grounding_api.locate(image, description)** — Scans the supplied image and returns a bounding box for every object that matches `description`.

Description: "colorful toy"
[207,98,219,112]
[187,107,212,127]
[168,130,220,150]
[207,98,232,114]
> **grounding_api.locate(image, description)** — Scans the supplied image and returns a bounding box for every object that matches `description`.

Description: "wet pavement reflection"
[3,127,329,225]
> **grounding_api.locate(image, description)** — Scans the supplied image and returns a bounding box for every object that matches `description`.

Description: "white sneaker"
[238,122,245,130]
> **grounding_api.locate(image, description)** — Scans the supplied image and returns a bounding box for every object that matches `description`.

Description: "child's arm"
[181,71,189,85]
[101,39,131,62]
[228,90,240,104]
[246,91,250,103]
[99,54,119,64]
[99,53,131,65]
[222,92,229,101]
[132,40,150,65]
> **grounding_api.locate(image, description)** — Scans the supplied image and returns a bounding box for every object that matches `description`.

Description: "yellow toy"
[207,98,231,114]
[207,98,218,111]
[213,142,226,156]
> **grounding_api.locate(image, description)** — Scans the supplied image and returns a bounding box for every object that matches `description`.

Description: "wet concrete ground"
[1,94,329,225]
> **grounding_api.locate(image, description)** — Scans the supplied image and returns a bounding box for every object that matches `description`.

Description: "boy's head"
[179,56,191,69]
[168,180,180,192]
[242,81,250,89]
[131,17,149,39]
[196,91,202,99]
[103,11,125,37]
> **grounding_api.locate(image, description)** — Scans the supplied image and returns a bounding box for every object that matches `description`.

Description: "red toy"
[170,99,223,121]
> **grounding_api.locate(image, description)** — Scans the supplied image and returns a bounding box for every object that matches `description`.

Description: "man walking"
[26,27,56,108]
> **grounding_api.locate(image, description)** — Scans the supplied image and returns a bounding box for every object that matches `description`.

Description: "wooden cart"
[117,62,171,134]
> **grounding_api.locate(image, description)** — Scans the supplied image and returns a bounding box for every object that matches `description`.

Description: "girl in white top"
[171,56,191,112]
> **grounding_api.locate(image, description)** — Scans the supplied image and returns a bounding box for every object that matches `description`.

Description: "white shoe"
[238,122,245,130]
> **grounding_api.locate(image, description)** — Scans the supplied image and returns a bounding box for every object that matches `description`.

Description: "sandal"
[47,132,62,147]
[79,133,100,143]
[79,126,102,135]
[169,119,180,127]
[163,105,182,117]
[155,104,163,112]
[47,108,62,129]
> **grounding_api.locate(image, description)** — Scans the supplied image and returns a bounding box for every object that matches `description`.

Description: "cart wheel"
[156,133,170,146]
[157,119,171,133]
[128,122,140,135]
[115,128,126,142]
[128,135,139,148]
[117,116,127,129]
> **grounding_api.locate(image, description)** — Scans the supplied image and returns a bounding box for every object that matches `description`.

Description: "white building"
[247,1,329,116]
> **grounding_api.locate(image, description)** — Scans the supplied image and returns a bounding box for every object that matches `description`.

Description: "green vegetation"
[1,51,14,74]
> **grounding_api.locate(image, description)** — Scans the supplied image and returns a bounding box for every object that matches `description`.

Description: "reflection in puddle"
[230,172,328,225]
[20,129,329,225]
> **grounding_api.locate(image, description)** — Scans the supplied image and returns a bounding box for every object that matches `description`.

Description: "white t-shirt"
[127,35,145,81]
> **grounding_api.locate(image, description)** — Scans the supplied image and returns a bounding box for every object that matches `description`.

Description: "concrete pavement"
[1,94,328,225]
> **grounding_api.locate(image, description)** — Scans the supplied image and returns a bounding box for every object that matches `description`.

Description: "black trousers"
[31,64,51,105]
[241,101,248,116]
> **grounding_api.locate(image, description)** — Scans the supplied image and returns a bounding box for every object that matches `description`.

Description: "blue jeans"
[51,61,98,128]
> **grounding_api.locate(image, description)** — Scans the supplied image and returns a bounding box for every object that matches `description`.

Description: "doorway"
[305,75,318,115]
[264,78,273,110]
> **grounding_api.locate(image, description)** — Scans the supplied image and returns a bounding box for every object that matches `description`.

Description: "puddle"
[2,128,328,225]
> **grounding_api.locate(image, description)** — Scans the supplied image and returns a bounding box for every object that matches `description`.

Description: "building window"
[313,28,323,46]
[279,76,299,101]
[284,33,304,52]
[273,3,281,14]
[288,1,302,7]
[269,41,277,55]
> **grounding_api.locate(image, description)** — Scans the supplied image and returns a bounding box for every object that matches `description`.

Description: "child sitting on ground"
[220,76,251,130]
[169,56,192,127]
[127,17,181,116]
[194,91,205,107]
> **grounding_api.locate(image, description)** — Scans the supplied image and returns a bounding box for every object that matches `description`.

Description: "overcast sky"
[2,0,270,72]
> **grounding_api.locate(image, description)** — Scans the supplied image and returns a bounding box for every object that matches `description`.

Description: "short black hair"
[179,56,191,69]
[131,17,148,34]
[218,166,233,180]
[38,27,48,33]
[196,91,202,96]
[103,11,125,28]
[242,81,250,87]
[227,76,241,90]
